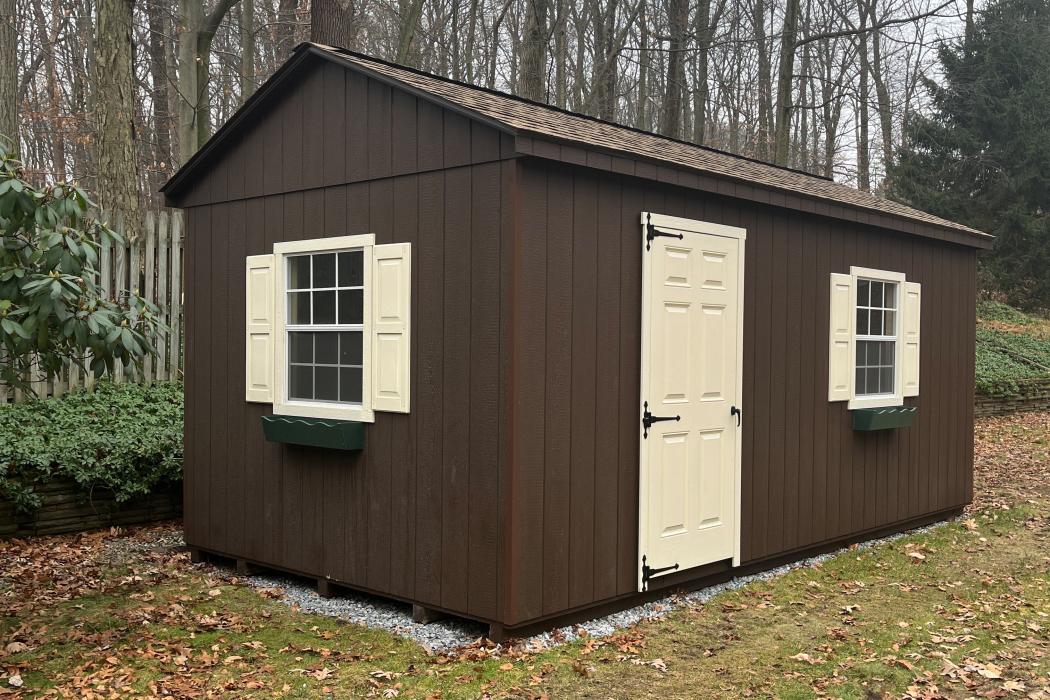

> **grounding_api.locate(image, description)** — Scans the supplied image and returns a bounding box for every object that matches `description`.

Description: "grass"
[2,412,1049,698]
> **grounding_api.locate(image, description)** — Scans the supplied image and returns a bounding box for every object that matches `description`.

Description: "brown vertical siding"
[179,68,514,621]
[503,159,975,625]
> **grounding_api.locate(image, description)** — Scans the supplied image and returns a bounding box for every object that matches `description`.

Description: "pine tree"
[888,0,1050,309]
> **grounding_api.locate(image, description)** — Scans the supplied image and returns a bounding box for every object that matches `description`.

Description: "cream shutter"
[828,272,855,402]
[902,281,921,397]
[372,243,411,413]
[245,254,275,403]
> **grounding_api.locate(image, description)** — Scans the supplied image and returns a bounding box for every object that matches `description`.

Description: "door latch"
[642,401,680,438]
[731,405,742,427]
[645,213,684,251]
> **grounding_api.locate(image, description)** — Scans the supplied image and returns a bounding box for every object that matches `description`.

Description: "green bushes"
[976,302,1050,397]
[0,382,183,513]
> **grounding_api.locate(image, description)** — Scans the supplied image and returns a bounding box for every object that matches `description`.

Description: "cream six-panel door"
[638,212,745,591]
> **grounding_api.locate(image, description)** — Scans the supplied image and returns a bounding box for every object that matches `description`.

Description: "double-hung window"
[286,250,365,405]
[244,234,411,422]
[854,278,897,398]
[828,266,921,408]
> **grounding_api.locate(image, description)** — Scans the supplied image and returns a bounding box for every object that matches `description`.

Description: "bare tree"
[95,0,141,239]
[0,0,16,145]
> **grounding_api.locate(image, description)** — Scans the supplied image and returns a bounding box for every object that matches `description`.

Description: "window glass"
[286,250,365,405]
[855,277,899,397]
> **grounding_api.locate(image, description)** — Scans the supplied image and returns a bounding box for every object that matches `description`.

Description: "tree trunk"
[0,0,16,148]
[635,1,648,129]
[95,0,141,241]
[276,0,300,58]
[553,0,567,107]
[519,0,549,100]
[659,0,688,138]
[772,0,800,165]
[753,0,772,160]
[146,0,173,193]
[856,0,871,191]
[311,0,355,47]
[177,0,242,164]
[395,0,426,65]
[866,0,893,186]
[240,0,256,101]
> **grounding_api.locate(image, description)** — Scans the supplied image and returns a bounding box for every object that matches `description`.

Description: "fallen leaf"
[7,675,22,689]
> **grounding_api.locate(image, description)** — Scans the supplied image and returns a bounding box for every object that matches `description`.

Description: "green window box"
[852,405,917,431]
[261,415,365,450]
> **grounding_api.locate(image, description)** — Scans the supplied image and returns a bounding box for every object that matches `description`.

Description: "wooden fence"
[1,210,184,403]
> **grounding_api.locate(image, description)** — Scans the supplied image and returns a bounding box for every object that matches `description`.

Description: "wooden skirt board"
[638,213,747,591]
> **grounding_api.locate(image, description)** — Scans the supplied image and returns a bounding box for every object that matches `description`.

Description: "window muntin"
[855,278,898,397]
[285,250,364,405]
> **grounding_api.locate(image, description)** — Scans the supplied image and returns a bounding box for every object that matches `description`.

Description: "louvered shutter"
[902,281,921,397]
[245,254,275,403]
[828,272,855,402]
[372,243,411,413]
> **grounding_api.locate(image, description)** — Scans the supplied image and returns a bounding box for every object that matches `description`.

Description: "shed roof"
[163,43,992,248]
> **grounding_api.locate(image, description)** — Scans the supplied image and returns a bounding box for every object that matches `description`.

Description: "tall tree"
[94,0,141,241]
[0,0,16,146]
[890,0,1050,307]
[177,0,242,164]
[519,0,549,100]
[772,0,801,164]
[659,0,688,137]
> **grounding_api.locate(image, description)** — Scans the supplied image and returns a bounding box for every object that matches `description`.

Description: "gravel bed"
[96,516,954,653]
[234,516,955,653]
[242,574,489,653]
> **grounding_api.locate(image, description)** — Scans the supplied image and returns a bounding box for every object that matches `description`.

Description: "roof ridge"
[307,42,837,184]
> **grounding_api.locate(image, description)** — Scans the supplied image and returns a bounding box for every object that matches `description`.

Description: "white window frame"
[848,266,906,410]
[273,234,375,422]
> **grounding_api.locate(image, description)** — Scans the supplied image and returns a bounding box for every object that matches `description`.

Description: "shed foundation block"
[411,604,446,624]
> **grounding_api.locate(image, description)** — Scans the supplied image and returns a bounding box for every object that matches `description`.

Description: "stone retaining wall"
[975,377,1050,418]
[0,480,182,538]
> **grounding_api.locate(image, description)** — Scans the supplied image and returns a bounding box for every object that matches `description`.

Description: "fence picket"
[143,213,157,384]
[169,213,183,380]
[2,209,185,403]
[157,211,170,381]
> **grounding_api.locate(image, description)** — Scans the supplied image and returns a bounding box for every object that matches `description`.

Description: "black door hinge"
[641,555,679,591]
[645,213,684,251]
[642,401,680,439]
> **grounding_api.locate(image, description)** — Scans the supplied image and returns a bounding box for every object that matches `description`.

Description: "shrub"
[0,381,182,513]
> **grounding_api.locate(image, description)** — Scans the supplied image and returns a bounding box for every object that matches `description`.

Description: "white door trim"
[637,212,747,592]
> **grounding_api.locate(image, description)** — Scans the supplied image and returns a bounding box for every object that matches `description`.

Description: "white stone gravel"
[230,516,954,654]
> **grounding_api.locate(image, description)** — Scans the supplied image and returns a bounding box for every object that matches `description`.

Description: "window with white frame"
[828,266,921,408]
[286,250,364,405]
[854,278,897,397]
[244,233,412,422]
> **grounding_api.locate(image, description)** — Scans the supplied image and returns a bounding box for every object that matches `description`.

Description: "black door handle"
[642,401,680,438]
[731,405,742,426]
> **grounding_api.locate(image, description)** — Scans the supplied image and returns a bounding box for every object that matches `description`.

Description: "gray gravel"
[232,516,954,653]
[97,517,954,653]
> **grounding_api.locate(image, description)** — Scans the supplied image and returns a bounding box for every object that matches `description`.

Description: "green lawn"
[2,412,1048,698]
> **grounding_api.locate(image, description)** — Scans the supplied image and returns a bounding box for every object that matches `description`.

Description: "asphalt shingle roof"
[316,44,989,242]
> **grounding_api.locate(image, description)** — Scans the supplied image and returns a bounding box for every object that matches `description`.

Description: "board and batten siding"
[503,158,975,627]
[177,60,515,623]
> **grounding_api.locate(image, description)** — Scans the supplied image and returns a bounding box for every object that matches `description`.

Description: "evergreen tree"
[888,0,1050,309]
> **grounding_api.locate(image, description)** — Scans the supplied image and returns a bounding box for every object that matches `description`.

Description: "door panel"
[639,213,745,590]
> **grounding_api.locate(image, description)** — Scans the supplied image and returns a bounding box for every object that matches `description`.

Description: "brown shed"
[162,43,992,639]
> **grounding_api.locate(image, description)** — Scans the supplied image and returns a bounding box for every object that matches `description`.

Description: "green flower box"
[852,405,917,431]
[261,415,365,451]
